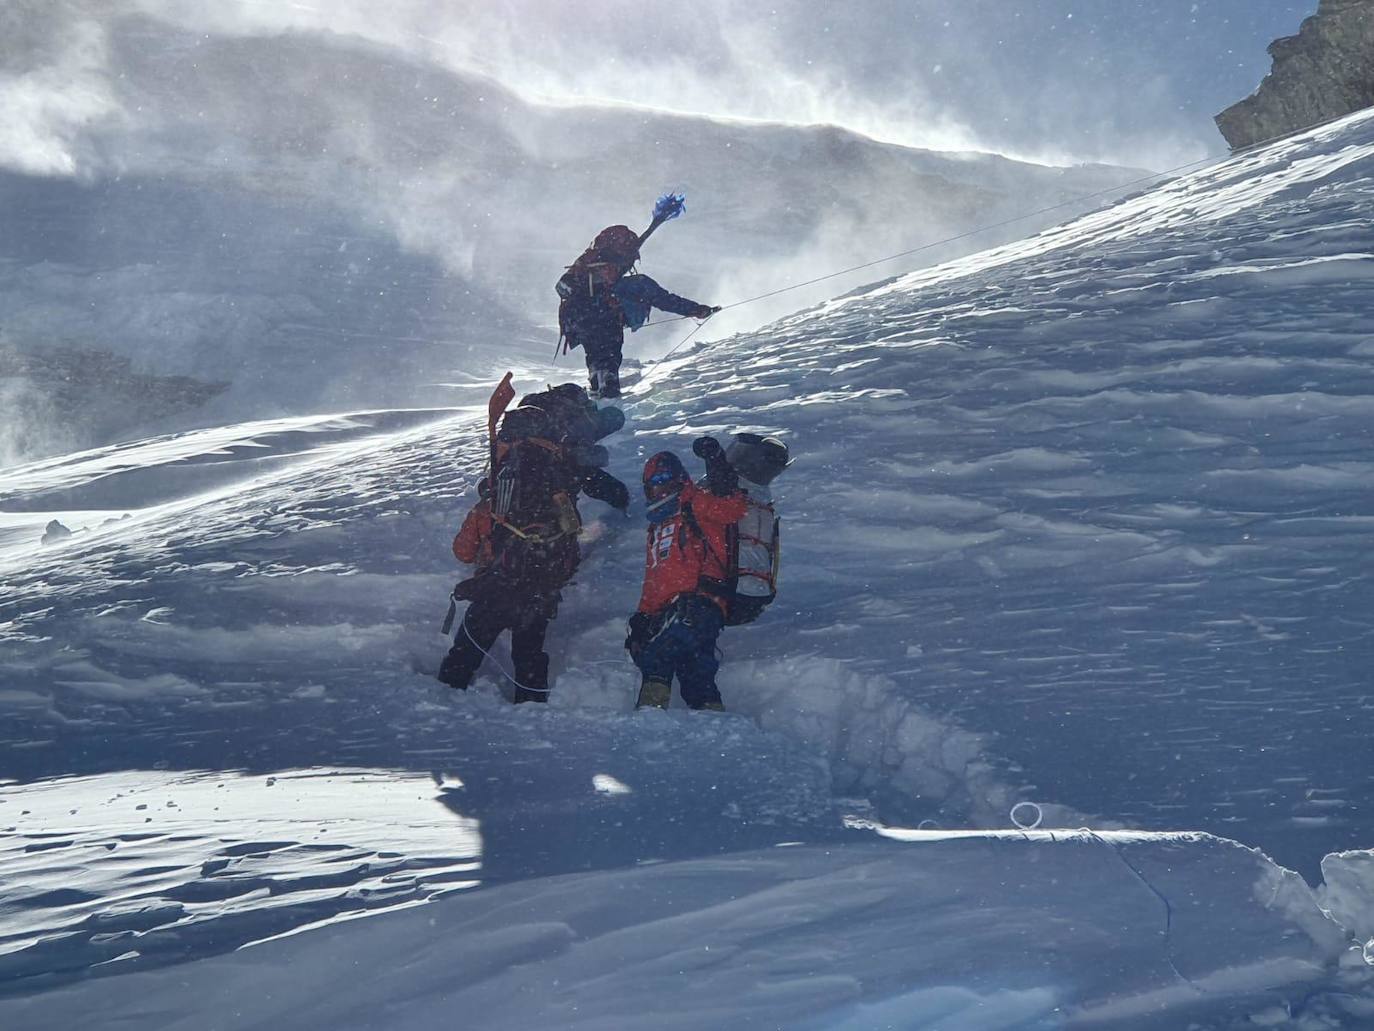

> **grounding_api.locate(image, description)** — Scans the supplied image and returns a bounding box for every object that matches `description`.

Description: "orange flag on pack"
[487,372,516,472]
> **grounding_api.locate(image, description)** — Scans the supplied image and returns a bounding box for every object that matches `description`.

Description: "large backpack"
[554,226,640,354]
[686,486,781,627]
[704,433,789,625]
[488,400,583,584]
[727,493,781,625]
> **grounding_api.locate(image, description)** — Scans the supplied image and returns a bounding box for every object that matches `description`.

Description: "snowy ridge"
[2,105,1374,1026]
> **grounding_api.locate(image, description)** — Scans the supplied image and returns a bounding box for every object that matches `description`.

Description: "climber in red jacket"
[625,438,747,710]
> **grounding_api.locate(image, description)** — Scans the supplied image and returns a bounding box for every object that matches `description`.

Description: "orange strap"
[494,436,565,463]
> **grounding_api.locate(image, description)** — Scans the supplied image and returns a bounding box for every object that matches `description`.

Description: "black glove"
[692,436,724,461]
[689,304,721,319]
[580,467,630,512]
[693,436,738,495]
[625,612,653,660]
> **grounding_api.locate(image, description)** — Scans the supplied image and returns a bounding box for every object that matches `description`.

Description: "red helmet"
[643,451,687,502]
[592,224,641,264]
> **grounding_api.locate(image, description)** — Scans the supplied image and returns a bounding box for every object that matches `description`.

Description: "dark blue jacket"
[561,273,705,361]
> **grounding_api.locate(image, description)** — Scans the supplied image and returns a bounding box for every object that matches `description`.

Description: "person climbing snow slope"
[556,223,719,399]
[439,383,629,703]
[625,437,747,710]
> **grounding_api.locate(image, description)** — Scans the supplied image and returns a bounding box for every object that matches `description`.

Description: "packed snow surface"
[3,110,1374,1026]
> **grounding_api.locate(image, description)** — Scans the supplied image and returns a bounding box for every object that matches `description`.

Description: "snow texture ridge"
[0,834,1362,1031]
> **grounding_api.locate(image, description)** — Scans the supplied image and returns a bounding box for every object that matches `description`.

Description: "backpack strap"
[489,513,570,544]
[680,501,738,605]
[523,436,566,456]
[495,435,565,459]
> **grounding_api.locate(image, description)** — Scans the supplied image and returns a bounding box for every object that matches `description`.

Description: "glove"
[625,612,653,660]
[692,436,725,461]
[693,436,738,494]
[689,304,721,319]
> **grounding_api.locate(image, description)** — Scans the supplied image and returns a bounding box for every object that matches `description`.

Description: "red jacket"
[637,482,748,616]
[452,499,496,566]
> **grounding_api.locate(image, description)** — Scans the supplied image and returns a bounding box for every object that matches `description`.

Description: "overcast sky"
[3,1,1321,176]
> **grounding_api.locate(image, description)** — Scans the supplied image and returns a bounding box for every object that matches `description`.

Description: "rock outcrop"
[1216,0,1374,150]
[0,344,227,465]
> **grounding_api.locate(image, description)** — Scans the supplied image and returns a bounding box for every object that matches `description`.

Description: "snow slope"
[3,107,1374,1027]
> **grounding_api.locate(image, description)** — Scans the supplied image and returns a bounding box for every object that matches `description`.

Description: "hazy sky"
[406,0,1319,168]
[1,1,1320,179]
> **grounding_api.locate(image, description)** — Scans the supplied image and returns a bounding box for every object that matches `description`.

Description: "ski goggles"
[644,470,684,504]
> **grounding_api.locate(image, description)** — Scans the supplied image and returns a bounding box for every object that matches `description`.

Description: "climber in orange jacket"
[625,437,747,710]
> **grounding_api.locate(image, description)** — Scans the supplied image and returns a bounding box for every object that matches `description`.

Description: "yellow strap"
[491,513,567,545]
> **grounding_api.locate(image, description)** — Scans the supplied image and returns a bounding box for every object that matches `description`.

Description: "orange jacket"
[637,482,748,616]
[452,499,496,566]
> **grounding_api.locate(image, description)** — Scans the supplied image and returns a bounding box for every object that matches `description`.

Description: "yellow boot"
[636,678,671,709]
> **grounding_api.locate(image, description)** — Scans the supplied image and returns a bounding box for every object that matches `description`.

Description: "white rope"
[623,110,1367,346]
[1009,801,1043,831]
[457,606,551,695]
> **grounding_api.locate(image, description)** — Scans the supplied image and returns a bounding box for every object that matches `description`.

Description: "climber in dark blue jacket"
[556,224,719,400]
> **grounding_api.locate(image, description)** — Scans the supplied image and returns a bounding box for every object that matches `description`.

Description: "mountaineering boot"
[512,653,550,705]
[694,700,725,712]
[598,367,621,400]
[636,678,671,709]
[437,649,478,691]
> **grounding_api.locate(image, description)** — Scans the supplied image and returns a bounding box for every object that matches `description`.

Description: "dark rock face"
[1216,0,1374,150]
[0,345,227,465]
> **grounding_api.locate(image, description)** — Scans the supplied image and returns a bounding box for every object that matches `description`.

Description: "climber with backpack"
[556,194,721,400]
[623,437,749,710]
[439,377,630,703]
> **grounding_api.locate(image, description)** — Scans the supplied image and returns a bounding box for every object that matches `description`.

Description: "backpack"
[555,226,640,353]
[727,493,781,625]
[691,432,789,625]
[685,486,782,627]
[486,401,583,585]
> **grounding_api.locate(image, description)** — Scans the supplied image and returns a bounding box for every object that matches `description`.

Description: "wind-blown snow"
[0,16,1147,464]
[3,106,1374,1027]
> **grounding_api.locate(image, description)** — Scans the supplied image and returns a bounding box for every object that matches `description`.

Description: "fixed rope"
[455,608,550,696]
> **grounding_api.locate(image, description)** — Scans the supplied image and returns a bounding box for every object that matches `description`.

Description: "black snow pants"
[438,585,560,703]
